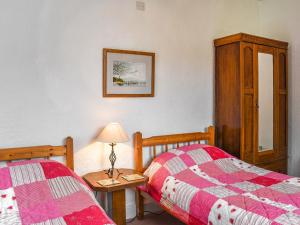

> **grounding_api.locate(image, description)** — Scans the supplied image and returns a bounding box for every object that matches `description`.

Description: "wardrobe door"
[240,42,256,163]
[255,45,277,164]
[215,43,242,158]
[276,49,288,160]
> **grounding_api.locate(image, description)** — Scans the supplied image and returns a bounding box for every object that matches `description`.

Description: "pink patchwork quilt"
[0,160,115,225]
[143,144,300,225]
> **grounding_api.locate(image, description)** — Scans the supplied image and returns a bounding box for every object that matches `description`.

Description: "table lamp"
[97,122,129,178]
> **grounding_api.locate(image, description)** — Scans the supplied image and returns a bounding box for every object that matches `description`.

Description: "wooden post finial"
[134,132,143,173]
[207,126,215,146]
[66,136,74,171]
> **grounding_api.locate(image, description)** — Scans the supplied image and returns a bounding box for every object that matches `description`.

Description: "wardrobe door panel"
[279,95,287,146]
[244,46,254,89]
[243,94,255,162]
[241,43,255,163]
[215,43,241,158]
[277,49,288,159]
[279,53,287,89]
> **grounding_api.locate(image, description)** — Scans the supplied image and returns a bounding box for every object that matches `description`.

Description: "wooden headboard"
[134,126,215,173]
[0,137,74,170]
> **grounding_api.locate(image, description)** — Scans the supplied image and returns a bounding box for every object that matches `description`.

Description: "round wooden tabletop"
[82,168,148,192]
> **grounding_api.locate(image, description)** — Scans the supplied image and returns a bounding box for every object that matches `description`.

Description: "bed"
[0,137,115,225]
[134,126,300,225]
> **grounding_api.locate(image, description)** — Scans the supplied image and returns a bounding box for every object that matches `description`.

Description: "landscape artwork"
[103,48,155,97]
[112,61,147,87]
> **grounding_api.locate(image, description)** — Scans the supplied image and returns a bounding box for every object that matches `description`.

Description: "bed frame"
[0,137,74,170]
[133,126,215,219]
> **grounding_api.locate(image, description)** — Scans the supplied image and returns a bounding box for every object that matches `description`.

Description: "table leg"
[112,189,126,225]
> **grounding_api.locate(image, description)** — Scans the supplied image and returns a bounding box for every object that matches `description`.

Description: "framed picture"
[103,48,155,97]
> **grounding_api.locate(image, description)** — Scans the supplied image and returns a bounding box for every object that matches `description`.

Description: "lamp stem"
[105,143,123,178]
[107,143,116,178]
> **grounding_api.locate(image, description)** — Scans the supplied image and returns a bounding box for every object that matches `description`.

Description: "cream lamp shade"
[97,122,129,144]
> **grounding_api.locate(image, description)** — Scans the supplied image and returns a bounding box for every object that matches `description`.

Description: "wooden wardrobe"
[214,33,288,173]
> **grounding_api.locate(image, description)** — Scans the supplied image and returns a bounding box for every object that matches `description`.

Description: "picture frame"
[103,48,155,97]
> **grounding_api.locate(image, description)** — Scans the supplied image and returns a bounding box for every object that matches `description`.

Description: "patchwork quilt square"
[41,161,73,179]
[179,154,197,167]
[208,199,271,225]
[232,181,263,192]
[215,173,243,184]
[48,176,82,199]
[190,165,225,186]
[64,206,114,225]
[251,187,288,202]
[264,171,291,181]
[14,181,60,225]
[249,176,281,187]
[243,165,270,176]
[0,187,20,225]
[178,144,209,152]
[175,169,215,189]
[285,177,300,187]
[0,188,18,209]
[274,212,300,224]
[0,214,21,225]
[282,192,300,208]
[164,157,188,175]
[55,191,94,216]
[198,161,225,178]
[9,163,46,187]
[144,162,162,181]
[189,190,218,224]
[270,182,300,194]
[161,176,199,211]
[202,146,232,160]
[153,152,176,166]
[214,158,240,173]
[243,192,297,212]
[187,149,212,165]
[230,158,252,170]
[225,195,286,220]
[230,170,258,181]
[0,167,12,190]
[148,167,171,199]
[203,186,238,198]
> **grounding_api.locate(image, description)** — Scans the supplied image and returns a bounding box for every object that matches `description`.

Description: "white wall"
[0,0,260,218]
[258,0,300,176]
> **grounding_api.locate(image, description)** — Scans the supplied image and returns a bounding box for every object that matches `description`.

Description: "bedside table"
[83,168,148,225]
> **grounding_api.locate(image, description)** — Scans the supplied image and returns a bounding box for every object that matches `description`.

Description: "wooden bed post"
[134,132,143,173]
[207,126,215,146]
[134,132,144,219]
[66,136,74,171]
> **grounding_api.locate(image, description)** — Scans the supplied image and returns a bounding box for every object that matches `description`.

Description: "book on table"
[97,178,120,186]
[122,174,144,181]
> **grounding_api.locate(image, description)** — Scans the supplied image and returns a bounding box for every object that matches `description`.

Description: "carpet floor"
[128,212,184,225]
